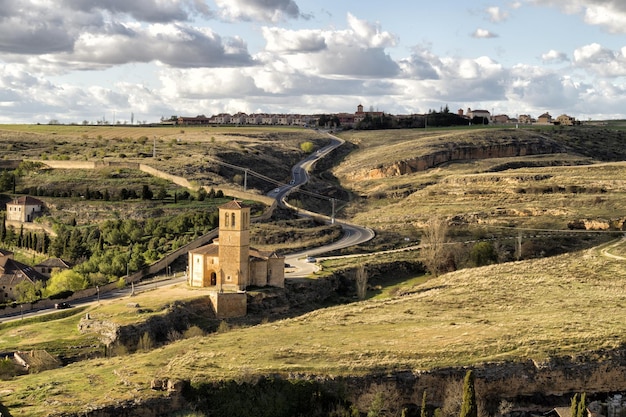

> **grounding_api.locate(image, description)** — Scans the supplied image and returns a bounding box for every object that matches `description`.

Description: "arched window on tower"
[231,212,236,227]
[225,212,229,227]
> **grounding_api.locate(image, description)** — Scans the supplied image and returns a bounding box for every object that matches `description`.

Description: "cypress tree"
[577,393,586,417]
[570,393,579,417]
[0,214,5,242]
[459,370,477,417]
[18,225,24,247]
[421,390,428,417]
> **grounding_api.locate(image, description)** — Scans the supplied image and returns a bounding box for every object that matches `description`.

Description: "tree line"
[1,195,228,304]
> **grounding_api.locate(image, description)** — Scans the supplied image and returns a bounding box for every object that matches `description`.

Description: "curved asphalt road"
[1,133,371,320]
[268,133,375,277]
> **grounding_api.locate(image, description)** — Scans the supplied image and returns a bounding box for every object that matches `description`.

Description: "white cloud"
[541,49,569,63]
[530,0,626,33]
[346,13,397,48]
[62,0,211,22]
[260,13,399,78]
[214,0,303,23]
[583,4,626,34]
[573,43,626,77]
[262,28,327,53]
[486,6,508,22]
[472,28,498,38]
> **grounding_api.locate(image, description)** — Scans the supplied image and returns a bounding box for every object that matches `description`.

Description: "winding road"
[269,134,375,277]
[0,133,372,320]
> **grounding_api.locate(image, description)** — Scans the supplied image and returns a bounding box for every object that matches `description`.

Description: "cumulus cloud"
[214,0,304,23]
[260,13,399,78]
[530,0,626,33]
[68,24,254,68]
[0,6,81,54]
[399,47,441,80]
[62,0,211,22]
[345,13,397,48]
[472,28,498,38]
[573,43,626,77]
[541,49,569,63]
[486,6,509,22]
[263,28,327,53]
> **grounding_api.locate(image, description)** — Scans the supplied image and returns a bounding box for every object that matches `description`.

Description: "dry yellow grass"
[2,241,626,415]
[332,128,626,235]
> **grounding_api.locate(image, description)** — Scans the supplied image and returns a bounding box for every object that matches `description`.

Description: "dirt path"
[598,236,626,260]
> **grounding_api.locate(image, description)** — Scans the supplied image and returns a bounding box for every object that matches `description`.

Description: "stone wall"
[208,291,247,319]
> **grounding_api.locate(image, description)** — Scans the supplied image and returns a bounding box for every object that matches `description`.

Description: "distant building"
[355,104,384,126]
[466,108,491,121]
[6,196,43,223]
[537,112,553,124]
[34,258,72,279]
[518,114,533,124]
[492,114,510,124]
[0,250,46,302]
[556,114,577,126]
[177,115,211,125]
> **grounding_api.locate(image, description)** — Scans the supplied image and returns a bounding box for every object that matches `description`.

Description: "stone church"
[187,200,285,292]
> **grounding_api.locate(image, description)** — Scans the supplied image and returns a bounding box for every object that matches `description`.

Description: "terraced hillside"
[331,127,626,243]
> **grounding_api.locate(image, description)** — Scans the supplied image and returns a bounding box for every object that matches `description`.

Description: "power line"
[207,157,349,204]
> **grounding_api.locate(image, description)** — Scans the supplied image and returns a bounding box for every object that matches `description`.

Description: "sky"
[1,0,626,124]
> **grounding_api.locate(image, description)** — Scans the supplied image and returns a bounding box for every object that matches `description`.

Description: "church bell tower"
[217,200,250,290]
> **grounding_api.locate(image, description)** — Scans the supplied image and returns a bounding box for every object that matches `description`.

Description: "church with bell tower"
[188,200,285,292]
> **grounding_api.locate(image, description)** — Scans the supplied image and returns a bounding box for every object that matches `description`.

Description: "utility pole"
[330,198,336,224]
[153,136,156,158]
[244,169,248,191]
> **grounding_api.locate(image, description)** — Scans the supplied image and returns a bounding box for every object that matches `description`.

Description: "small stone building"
[34,258,72,279]
[188,200,285,292]
[6,196,44,222]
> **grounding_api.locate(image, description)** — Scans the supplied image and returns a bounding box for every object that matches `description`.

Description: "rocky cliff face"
[337,349,626,410]
[57,348,626,416]
[78,298,214,349]
[348,139,566,181]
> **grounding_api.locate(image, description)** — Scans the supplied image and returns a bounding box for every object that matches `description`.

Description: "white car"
[306,256,316,263]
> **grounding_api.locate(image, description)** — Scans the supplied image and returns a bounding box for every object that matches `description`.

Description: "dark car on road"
[54,302,71,309]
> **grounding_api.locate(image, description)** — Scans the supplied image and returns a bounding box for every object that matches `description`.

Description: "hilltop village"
[162,104,578,129]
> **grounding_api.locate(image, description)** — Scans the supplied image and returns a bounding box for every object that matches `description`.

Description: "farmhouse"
[5,196,43,223]
[0,250,46,303]
[537,112,553,124]
[187,200,285,292]
[556,114,577,126]
[34,258,72,279]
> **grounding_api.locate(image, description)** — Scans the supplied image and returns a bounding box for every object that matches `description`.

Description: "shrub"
[300,141,315,153]
[184,326,205,339]
[49,290,74,300]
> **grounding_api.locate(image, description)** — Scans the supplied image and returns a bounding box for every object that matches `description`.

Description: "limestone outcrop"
[347,139,566,181]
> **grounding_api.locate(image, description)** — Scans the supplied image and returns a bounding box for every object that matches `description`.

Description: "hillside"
[0,124,329,193]
[1,241,626,415]
[2,124,626,415]
[326,127,626,257]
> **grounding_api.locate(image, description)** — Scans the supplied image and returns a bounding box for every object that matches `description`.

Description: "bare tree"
[419,216,449,277]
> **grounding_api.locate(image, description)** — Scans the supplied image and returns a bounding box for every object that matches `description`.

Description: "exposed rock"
[347,140,566,181]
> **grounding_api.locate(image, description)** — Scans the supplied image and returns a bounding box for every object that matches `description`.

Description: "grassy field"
[1,240,626,415]
[2,124,626,415]
[0,124,328,192]
[331,128,626,243]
